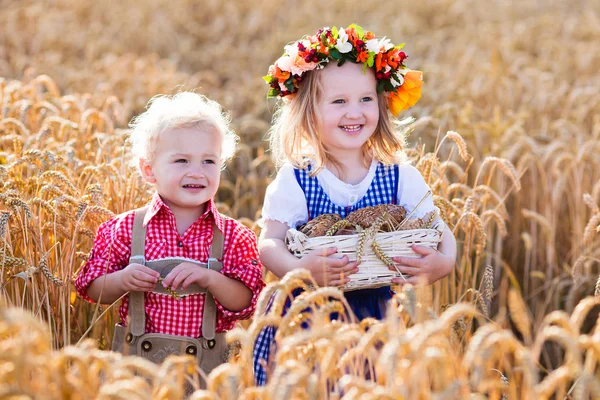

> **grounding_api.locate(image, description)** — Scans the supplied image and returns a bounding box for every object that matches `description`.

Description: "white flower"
[379,37,394,51]
[277,55,293,72]
[390,73,404,88]
[366,38,380,53]
[284,42,299,58]
[335,29,352,54]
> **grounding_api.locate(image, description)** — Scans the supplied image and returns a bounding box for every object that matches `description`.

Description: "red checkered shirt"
[74,193,265,336]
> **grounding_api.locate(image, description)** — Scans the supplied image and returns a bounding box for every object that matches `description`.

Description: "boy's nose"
[186,166,205,178]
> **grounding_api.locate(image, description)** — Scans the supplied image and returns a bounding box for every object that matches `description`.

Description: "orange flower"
[356,50,368,63]
[318,44,330,55]
[347,27,359,47]
[273,66,290,83]
[388,70,423,115]
[364,31,375,41]
[375,52,387,72]
[386,49,400,69]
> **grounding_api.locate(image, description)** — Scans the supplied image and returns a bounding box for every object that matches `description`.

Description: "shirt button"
[177,241,184,248]
[350,196,356,203]
[251,259,259,265]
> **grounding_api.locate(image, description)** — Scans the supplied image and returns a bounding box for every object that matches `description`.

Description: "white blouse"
[261,159,438,229]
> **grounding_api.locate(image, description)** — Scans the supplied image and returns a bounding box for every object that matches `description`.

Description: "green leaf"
[383,79,396,92]
[337,57,347,67]
[396,43,405,50]
[376,80,386,94]
[284,77,295,92]
[320,32,328,44]
[332,26,338,38]
[353,24,365,37]
[263,75,273,84]
[329,47,341,60]
[267,88,279,98]
[367,54,375,68]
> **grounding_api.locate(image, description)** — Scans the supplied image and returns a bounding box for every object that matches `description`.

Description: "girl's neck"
[326,152,372,185]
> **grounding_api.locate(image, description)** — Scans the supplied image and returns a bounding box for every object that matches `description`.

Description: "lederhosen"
[111,206,227,374]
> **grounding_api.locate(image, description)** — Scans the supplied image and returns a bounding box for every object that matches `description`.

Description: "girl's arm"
[259,219,359,287]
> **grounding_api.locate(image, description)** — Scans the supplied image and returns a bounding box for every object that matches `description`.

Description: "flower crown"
[264,24,423,115]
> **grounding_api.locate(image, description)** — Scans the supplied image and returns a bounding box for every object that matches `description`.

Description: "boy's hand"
[298,247,359,287]
[162,262,210,291]
[118,263,160,292]
[389,244,455,285]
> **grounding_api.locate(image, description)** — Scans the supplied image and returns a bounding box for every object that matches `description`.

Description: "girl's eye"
[175,159,187,163]
[203,159,215,164]
[361,97,373,102]
[332,99,345,104]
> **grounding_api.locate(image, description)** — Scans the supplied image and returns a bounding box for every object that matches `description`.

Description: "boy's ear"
[139,159,156,183]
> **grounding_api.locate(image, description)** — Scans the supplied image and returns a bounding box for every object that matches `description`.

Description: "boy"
[75,92,265,375]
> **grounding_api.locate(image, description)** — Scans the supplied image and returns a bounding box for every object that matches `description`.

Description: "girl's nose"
[345,103,363,119]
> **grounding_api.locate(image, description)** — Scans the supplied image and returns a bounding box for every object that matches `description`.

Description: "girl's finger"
[392,276,421,285]
[327,256,349,268]
[330,262,359,273]
[392,256,423,268]
[313,247,338,257]
[329,277,350,287]
[390,265,421,275]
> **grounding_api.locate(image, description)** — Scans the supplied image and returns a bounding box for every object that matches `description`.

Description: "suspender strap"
[202,225,223,340]
[128,206,225,340]
[129,206,149,336]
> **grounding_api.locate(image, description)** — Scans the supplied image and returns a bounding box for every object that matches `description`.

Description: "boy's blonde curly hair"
[128,92,238,171]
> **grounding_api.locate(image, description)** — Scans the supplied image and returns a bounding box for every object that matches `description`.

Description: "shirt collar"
[143,192,226,232]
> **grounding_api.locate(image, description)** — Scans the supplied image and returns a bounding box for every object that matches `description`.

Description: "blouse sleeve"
[397,164,437,219]
[259,163,308,229]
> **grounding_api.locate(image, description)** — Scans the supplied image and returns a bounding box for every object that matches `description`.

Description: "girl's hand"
[118,263,160,292]
[389,245,454,285]
[162,262,210,291]
[298,247,359,287]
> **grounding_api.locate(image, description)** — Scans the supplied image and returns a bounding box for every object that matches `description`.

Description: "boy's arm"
[86,263,159,304]
[204,270,253,311]
[75,213,154,304]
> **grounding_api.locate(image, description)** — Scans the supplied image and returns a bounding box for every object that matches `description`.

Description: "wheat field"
[1,0,600,398]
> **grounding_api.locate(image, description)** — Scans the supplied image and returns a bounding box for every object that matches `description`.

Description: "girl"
[254,24,457,384]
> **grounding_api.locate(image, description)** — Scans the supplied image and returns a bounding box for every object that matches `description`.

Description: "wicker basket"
[286,222,444,291]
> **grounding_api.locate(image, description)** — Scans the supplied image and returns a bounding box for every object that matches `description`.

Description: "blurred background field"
[1,0,600,398]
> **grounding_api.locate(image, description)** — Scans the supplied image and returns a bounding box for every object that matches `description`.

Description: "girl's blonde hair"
[268,65,408,176]
[128,92,238,171]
